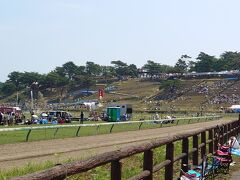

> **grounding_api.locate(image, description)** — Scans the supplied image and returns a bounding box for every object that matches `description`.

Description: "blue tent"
[229,105,240,113]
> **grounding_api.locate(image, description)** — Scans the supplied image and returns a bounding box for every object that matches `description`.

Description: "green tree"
[62,61,78,80]
[111,60,129,77]
[45,71,69,88]
[75,66,86,76]
[18,72,45,87]
[101,66,116,78]
[127,64,138,77]
[0,82,17,95]
[173,55,192,73]
[219,51,240,70]
[111,60,128,67]
[188,61,196,72]
[161,65,175,73]
[85,61,102,76]
[194,52,217,72]
[7,71,23,90]
[55,67,66,77]
[174,59,188,73]
[143,60,161,78]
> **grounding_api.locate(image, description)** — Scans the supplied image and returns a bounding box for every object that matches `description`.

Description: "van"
[48,111,72,123]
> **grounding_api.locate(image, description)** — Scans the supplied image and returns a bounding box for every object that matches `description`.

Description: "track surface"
[0,119,233,170]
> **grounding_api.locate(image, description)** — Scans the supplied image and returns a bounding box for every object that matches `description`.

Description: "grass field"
[0,111,237,179]
[0,140,189,179]
[0,116,220,145]
[1,135,240,180]
[1,78,240,179]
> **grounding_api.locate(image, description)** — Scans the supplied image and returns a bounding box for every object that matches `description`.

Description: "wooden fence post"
[54,128,59,138]
[236,121,239,136]
[165,143,174,180]
[76,126,81,137]
[229,123,232,137]
[214,128,218,152]
[26,129,32,142]
[201,132,206,158]
[227,124,231,139]
[208,130,213,154]
[143,150,153,180]
[220,126,224,145]
[182,138,189,172]
[224,125,228,143]
[237,119,240,135]
[111,160,122,180]
[110,124,115,133]
[193,135,198,166]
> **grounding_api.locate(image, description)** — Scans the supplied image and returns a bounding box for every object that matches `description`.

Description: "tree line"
[0,51,240,96]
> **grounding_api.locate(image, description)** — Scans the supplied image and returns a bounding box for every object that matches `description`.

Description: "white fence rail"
[0,116,221,141]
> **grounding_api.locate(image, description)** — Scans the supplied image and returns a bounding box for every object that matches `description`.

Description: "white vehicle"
[106,104,132,120]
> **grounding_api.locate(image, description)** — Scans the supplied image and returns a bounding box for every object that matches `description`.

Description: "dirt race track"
[0,119,234,170]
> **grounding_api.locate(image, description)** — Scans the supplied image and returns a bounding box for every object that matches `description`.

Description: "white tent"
[229,105,240,113]
[229,105,240,109]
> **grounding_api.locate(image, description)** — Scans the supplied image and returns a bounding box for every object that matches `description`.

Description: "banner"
[98,89,104,99]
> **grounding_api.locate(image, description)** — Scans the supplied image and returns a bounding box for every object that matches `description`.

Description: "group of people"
[0,112,24,126]
[210,93,240,105]
[162,79,239,106]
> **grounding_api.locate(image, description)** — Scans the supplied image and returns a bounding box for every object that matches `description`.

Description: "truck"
[0,106,22,115]
[105,104,132,121]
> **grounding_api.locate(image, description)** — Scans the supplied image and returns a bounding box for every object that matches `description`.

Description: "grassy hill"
[1,78,240,113]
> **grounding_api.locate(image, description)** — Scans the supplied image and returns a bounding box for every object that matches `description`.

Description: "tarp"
[229,105,240,113]
[229,105,240,109]
[231,148,240,156]
[41,113,48,117]
[32,115,39,119]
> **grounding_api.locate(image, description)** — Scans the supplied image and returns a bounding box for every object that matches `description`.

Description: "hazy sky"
[1,0,240,82]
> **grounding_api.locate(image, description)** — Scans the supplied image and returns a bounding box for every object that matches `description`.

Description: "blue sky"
[0,0,240,82]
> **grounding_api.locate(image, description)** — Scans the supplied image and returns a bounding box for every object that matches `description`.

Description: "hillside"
[85,79,160,111]
[45,77,240,113]
[152,78,240,112]
[1,77,240,113]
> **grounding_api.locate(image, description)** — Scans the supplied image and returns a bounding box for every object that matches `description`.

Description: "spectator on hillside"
[122,113,128,121]
[0,112,3,125]
[15,113,22,124]
[80,111,84,124]
[65,113,71,123]
[21,114,26,123]
[9,112,14,125]
[3,113,8,125]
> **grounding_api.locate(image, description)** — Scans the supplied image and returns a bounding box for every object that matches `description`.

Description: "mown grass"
[0,143,180,179]
[0,115,235,179]
[0,161,55,180]
[0,117,215,145]
[1,131,239,179]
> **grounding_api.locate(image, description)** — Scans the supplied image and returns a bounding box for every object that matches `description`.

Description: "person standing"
[80,111,84,124]
[0,112,3,125]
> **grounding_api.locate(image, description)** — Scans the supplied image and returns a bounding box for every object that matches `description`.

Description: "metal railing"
[0,116,220,142]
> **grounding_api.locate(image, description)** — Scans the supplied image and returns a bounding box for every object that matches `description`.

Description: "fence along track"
[0,116,220,142]
[12,116,240,180]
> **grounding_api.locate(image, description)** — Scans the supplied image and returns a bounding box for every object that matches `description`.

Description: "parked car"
[48,111,72,123]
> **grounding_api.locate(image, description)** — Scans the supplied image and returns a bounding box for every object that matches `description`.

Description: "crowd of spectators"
[153,79,240,112]
[210,94,240,104]
[0,112,24,126]
[206,80,240,105]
